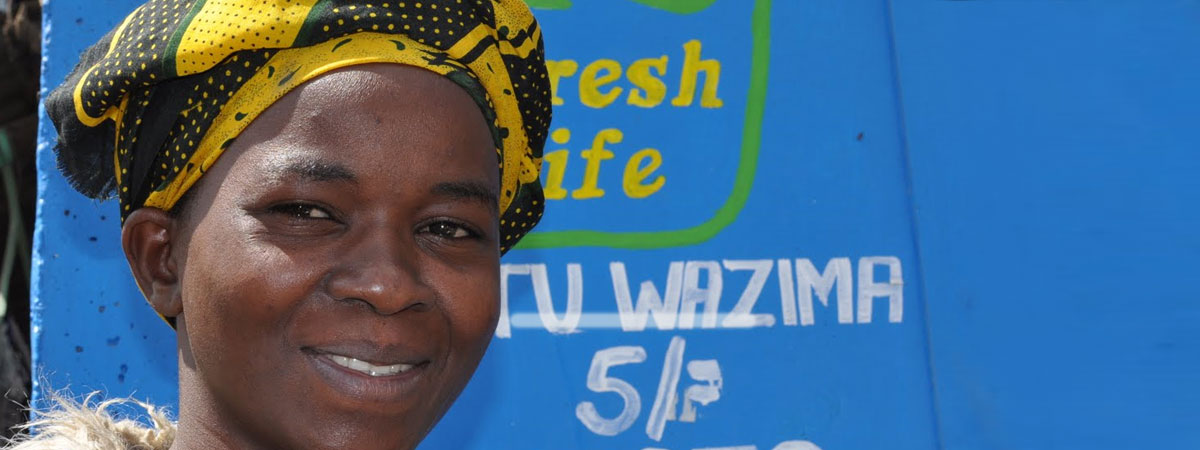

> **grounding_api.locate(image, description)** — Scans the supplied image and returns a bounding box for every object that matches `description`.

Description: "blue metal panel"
[34,0,179,412]
[32,0,1199,448]
[890,2,1200,449]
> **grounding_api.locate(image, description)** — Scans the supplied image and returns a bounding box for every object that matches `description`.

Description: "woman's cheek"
[186,242,289,336]
[447,272,501,346]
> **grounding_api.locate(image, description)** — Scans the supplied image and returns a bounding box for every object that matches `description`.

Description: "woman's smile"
[320,353,421,377]
[304,343,432,402]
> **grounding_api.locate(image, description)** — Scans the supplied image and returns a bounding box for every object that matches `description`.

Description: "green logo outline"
[525,0,720,15]
[516,0,771,250]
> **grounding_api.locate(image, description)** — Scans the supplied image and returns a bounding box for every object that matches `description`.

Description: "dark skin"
[121,64,501,450]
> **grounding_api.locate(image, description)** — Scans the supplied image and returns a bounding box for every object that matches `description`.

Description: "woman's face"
[148,64,501,449]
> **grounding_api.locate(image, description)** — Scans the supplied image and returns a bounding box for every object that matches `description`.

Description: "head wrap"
[46,0,550,252]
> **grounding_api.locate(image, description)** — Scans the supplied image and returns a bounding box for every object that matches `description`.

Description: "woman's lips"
[326,354,416,377]
[302,345,431,403]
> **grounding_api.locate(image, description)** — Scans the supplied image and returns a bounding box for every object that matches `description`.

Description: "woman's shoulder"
[4,393,175,450]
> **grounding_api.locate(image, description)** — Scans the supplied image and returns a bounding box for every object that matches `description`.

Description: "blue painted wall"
[891,2,1200,449]
[32,0,1198,449]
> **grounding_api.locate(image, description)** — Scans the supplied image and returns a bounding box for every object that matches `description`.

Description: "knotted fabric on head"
[46,0,550,253]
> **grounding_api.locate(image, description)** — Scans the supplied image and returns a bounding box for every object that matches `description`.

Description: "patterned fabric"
[46,0,550,252]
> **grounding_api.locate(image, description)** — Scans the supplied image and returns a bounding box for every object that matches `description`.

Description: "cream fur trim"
[4,392,175,450]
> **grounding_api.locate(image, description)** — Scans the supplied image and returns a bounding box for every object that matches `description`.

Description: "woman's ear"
[121,207,183,318]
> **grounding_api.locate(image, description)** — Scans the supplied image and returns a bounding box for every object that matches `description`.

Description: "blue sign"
[33,1,1200,449]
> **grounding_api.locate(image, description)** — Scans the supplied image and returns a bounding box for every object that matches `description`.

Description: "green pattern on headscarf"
[46,0,552,253]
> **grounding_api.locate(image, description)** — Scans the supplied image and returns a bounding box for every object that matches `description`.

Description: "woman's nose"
[324,229,434,315]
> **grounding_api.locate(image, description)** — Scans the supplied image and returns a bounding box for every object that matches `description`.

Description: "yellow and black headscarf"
[47,0,550,252]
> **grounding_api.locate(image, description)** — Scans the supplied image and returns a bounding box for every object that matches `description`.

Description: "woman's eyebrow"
[432,181,499,213]
[271,159,358,183]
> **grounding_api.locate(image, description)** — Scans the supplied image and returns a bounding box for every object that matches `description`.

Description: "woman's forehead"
[211,67,498,194]
[285,65,487,123]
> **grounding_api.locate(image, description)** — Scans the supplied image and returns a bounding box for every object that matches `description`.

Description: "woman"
[10,0,549,448]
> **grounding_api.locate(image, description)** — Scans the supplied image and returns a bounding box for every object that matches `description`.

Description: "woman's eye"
[425,221,473,239]
[271,203,333,220]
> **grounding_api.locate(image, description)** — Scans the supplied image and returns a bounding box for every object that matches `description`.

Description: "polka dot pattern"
[174,0,315,74]
[48,0,552,253]
[116,50,272,214]
[76,0,193,121]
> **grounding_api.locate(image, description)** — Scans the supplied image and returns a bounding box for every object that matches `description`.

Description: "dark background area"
[0,0,39,439]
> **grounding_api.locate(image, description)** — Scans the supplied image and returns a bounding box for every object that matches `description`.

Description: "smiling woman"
[144,65,504,450]
[8,1,550,449]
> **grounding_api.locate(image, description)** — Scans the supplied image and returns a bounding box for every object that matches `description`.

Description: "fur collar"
[4,394,175,450]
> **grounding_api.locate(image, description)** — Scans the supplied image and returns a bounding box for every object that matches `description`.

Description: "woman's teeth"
[328,354,414,377]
